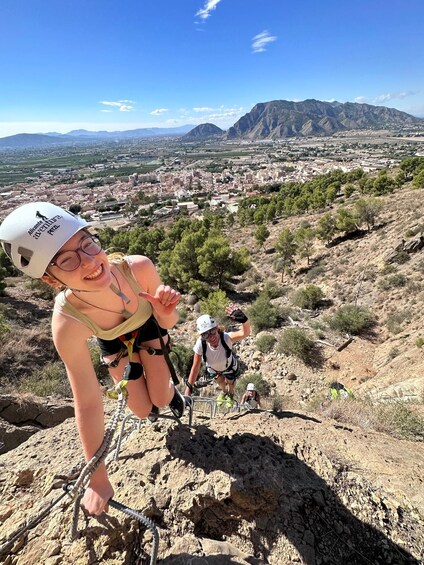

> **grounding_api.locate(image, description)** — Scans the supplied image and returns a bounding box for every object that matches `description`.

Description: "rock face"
[226,99,423,139]
[0,399,423,564]
[0,394,74,454]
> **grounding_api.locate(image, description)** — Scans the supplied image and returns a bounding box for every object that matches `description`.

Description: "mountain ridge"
[0,125,195,149]
[1,99,422,149]
[226,98,423,139]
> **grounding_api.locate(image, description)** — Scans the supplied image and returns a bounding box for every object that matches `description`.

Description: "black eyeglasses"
[49,235,102,272]
[201,327,217,340]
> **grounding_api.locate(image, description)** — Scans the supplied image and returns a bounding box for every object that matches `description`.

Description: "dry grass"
[318,397,424,441]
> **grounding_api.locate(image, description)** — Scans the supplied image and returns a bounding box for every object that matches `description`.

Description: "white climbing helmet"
[196,314,217,334]
[0,201,88,278]
[247,383,256,391]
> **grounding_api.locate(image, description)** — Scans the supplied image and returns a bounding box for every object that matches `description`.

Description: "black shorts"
[97,315,168,358]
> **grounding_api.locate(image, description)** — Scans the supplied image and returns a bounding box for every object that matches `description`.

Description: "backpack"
[202,331,238,373]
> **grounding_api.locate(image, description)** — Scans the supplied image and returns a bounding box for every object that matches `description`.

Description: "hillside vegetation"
[1,158,424,564]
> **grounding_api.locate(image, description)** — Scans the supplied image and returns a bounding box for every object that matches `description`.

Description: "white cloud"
[354,91,417,105]
[99,100,135,112]
[150,108,168,116]
[170,105,244,128]
[252,30,277,53]
[101,109,112,113]
[196,0,222,21]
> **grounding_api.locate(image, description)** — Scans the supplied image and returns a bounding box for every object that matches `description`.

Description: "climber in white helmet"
[0,201,189,517]
[185,305,251,408]
[240,382,262,409]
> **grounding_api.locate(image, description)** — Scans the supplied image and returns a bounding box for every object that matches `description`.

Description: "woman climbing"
[184,305,250,408]
[0,201,190,516]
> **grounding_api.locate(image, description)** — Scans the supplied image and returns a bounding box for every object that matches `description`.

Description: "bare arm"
[52,312,113,515]
[129,255,180,329]
[185,353,202,396]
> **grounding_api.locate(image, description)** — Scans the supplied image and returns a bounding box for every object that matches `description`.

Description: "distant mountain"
[182,123,225,141]
[0,125,196,149]
[65,125,195,139]
[226,99,424,140]
[0,133,77,149]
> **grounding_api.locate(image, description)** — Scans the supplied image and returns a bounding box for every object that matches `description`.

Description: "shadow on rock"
[166,425,421,565]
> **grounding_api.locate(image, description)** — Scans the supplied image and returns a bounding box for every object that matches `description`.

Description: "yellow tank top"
[54,258,153,339]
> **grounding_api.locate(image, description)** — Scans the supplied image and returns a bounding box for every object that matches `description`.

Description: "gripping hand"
[227,305,248,323]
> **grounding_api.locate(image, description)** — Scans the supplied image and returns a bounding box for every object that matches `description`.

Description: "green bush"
[200,289,228,325]
[28,278,57,300]
[19,362,71,398]
[326,305,374,335]
[305,264,326,282]
[276,328,316,363]
[377,402,424,441]
[378,273,408,291]
[292,285,325,310]
[270,393,284,412]
[248,294,280,332]
[170,343,195,381]
[255,333,276,353]
[415,336,424,348]
[392,251,411,265]
[262,280,285,299]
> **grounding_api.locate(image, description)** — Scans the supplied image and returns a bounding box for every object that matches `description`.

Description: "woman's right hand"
[81,479,114,516]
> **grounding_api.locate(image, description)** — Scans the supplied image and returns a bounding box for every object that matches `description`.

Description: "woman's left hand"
[139,285,181,316]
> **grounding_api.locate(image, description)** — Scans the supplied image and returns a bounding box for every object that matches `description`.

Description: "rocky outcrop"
[0,394,74,454]
[0,401,423,564]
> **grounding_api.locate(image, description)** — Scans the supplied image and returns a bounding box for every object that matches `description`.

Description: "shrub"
[326,305,374,335]
[248,294,280,332]
[415,336,424,348]
[19,361,71,398]
[28,279,57,300]
[262,280,285,299]
[292,285,325,310]
[276,328,316,363]
[378,273,408,290]
[270,393,284,412]
[170,343,195,381]
[200,289,228,325]
[319,397,424,441]
[305,264,326,282]
[392,251,411,265]
[255,333,276,353]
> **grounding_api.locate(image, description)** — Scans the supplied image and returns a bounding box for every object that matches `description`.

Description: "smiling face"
[45,230,112,291]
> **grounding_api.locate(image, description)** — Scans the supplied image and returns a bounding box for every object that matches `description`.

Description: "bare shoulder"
[51,310,92,354]
[125,255,161,293]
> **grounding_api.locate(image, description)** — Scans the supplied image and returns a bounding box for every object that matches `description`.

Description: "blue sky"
[0,0,423,137]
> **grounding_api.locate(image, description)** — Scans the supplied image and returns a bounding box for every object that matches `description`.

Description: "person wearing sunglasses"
[0,201,189,517]
[185,305,250,408]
